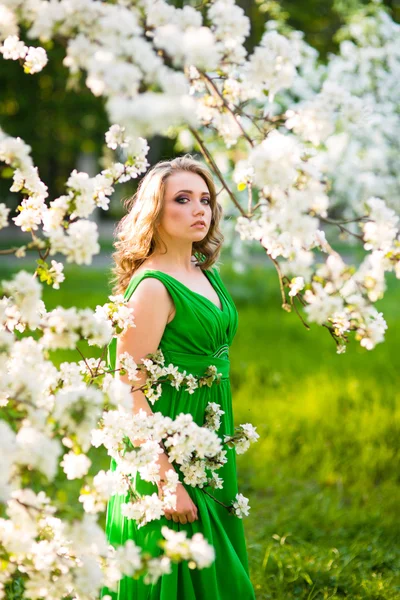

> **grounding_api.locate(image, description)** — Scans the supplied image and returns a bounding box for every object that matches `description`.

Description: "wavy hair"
[110,154,224,295]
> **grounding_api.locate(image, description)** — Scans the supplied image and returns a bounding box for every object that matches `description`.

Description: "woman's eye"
[175,196,210,204]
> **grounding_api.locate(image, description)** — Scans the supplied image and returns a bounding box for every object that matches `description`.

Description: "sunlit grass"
[226,266,400,599]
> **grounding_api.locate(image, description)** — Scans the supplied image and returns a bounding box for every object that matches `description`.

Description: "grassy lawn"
[226,265,400,599]
[1,261,399,599]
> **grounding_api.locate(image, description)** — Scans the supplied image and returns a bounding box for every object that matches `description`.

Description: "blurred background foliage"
[1,0,400,218]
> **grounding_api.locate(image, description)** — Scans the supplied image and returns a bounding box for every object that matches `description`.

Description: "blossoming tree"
[0,0,399,597]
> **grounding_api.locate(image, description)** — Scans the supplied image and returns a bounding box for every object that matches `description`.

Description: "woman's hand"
[159,483,199,524]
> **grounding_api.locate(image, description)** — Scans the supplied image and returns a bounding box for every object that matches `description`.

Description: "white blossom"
[244,30,300,100]
[288,277,305,297]
[48,260,65,289]
[232,493,250,518]
[0,421,18,502]
[2,270,44,330]
[105,124,129,150]
[60,451,92,480]
[0,35,26,59]
[362,197,399,252]
[0,203,11,229]
[16,424,62,480]
[45,219,100,265]
[121,493,165,528]
[24,45,48,73]
[0,6,18,41]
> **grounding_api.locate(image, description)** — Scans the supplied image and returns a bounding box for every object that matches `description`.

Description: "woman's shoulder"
[124,266,175,302]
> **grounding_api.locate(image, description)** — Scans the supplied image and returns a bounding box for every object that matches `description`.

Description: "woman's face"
[158,171,213,244]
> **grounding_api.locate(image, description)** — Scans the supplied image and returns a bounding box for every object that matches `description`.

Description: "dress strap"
[123,270,182,303]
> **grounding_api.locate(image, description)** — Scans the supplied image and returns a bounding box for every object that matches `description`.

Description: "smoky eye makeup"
[174,195,211,204]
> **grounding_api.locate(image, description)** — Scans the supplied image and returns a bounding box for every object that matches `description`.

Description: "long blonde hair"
[110,154,224,295]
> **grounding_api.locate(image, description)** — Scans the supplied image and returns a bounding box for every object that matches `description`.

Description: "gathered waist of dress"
[163,345,230,380]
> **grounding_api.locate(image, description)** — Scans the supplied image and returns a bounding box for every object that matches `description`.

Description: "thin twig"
[290,295,310,330]
[0,247,20,254]
[235,105,266,136]
[322,323,338,344]
[320,216,366,242]
[76,345,94,377]
[265,252,288,309]
[14,498,42,513]
[94,344,108,377]
[321,215,369,225]
[201,487,231,509]
[30,231,45,260]
[251,201,263,214]
[189,127,247,217]
[200,72,255,148]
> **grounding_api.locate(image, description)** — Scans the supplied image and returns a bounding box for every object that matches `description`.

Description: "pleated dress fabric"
[100,266,255,600]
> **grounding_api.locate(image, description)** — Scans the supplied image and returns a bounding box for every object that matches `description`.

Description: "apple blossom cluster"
[90,400,258,527]
[120,474,178,530]
[0,300,225,592]
[0,125,149,270]
[260,10,400,214]
[0,270,131,346]
[0,34,47,73]
[1,0,399,352]
[320,11,400,213]
[125,348,223,404]
[0,0,317,143]
[302,253,389,352]
[232,129,399,351]
[204,402,260,458]
[224,423,260,455]
[203,404,256,516]
[95,294,136,338]
[0,490,214,598]
[159,525,215,570]
[232,128,330,275]
[231,492,251,518]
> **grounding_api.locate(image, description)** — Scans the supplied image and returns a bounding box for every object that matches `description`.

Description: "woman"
[101,155,255,599]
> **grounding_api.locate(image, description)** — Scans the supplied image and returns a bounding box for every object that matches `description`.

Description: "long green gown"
[100,266,255,600]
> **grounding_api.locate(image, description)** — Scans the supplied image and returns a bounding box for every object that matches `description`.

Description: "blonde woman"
[101,156,255,599]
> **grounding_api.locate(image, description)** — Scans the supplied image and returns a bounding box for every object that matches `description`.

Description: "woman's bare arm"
[116,278,174,466]
[116,277,198,524]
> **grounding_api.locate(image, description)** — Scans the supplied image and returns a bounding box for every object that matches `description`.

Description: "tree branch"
[200,72,255,148]
[320,216,366,242]
[265,251,290,310]
[189,127,247,217]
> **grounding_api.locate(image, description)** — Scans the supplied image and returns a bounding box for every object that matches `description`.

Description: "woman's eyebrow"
[174,189,210,196]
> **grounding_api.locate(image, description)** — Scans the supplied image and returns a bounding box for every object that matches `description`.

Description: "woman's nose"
[193,202,205,215]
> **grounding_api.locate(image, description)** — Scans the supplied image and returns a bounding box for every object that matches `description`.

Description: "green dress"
[101,266,255,600]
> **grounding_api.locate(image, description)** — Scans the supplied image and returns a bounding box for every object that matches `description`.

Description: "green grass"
[0,262,399,599]
[226,266,400,599]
